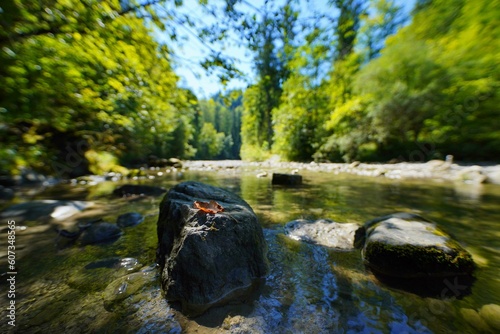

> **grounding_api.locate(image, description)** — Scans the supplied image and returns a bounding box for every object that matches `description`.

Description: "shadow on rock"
[372,272,476,299]
[174,278,266,328]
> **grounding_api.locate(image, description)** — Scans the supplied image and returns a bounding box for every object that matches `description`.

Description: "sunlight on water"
[2,168,500,333]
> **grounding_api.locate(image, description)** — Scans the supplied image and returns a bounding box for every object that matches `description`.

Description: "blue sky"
[165,0,416,99]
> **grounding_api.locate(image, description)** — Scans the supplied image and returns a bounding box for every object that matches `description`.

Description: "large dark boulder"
[157,181,269,316]
[357,213,476,297]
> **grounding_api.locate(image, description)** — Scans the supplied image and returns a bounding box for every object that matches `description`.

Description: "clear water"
[1,167,500,333]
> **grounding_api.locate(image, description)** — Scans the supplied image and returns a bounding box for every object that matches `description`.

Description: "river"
[1,164,500,333]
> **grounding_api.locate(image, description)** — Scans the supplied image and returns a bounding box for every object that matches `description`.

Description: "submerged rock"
[79,222,123,245]
[113,184,166,197]
[460,308,492,332]
[116,212,144,228]
[284,219,360,250]
[0,185,14,200]
[358,213,475,279]
[103,270,156,311]
[157,181,269,316]
[272,173,302,185]
[0,200,93,222]
[479,304,500,330]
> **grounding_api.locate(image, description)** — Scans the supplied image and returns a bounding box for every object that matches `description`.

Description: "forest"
[0,0,498,177]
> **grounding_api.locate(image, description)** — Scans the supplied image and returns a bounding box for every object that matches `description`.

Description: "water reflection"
[453,182,484,204]
[1,169,500,333]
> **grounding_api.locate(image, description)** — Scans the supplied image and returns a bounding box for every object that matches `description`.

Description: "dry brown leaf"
[193,200,225,214]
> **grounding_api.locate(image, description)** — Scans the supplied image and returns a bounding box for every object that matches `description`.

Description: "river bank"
[1,159,499,204]
[183,160,500,185]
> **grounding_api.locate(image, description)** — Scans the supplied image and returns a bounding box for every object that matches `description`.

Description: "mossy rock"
[461,308,492,332]
[361,213,475,278]
[479,304,500,330]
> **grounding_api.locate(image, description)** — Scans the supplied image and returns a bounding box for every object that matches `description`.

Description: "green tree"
[0,0,193,175]
[196,123,225,159]
[197,90,243,159]
[331,0,365,61]
[358,0,405,60]
[318,52,367,162]
[240,2,299,160]
[356,0,499,161]
[272,27,331,161]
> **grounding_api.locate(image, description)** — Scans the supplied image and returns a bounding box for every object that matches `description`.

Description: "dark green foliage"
[271,0,499,162]
[195,90,243,160]
[0,0,197,175]
[331,0,366,60]
[2,0,498,171]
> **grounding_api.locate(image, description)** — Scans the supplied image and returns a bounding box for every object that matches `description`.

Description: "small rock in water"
[479,304,500,330]
[0,200,94,222]
[116,212,144,228]
[272,173,302,185]
[357,212,476,297]
[79,222,123,245]
[284,219,360,250]
[360,213,475,278]
[460,308,491,332]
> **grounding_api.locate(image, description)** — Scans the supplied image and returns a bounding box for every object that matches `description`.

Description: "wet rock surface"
[157,181,269,316]
[284,218,360,250]
[358,213,476,279]
[272,173,302,185]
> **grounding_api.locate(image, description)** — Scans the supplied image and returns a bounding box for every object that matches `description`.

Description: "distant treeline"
[0,0,498,177]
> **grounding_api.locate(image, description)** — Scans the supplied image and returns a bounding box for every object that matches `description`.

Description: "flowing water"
[1,166,500,333]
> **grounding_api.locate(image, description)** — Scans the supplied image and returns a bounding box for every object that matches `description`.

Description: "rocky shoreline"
[183,160,500,185]
[1,159,499,202]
